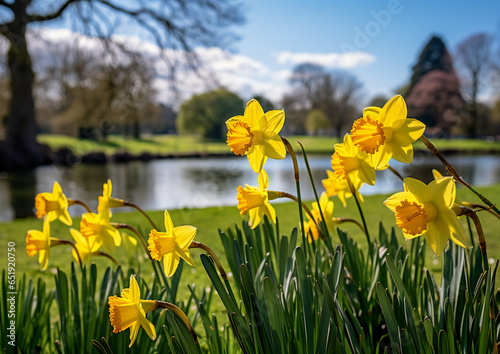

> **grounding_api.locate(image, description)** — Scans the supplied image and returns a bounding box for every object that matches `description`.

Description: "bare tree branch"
[0,1,12,10]
[28,0,82,22]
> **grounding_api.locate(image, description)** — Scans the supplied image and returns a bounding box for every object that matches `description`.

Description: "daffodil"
[226,99,286,173]
[350,95,426,169]
[148,210,196,277]
[384,177,467,256]
[331,134,376,186]
[237,169,276,229]
[26,218,51,270]
[35,181,72,226]
[80,212,121,253]
[70,229,102,265]
[98,179,125,218]
[322,170,364,207]
[304,192,335,242]
[108,275,157,347]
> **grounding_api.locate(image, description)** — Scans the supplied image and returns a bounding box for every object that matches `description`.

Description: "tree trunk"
[2,19,44,169]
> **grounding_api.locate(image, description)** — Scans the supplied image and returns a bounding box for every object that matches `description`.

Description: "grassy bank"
[38,133,500,157]
[2,184,500,293]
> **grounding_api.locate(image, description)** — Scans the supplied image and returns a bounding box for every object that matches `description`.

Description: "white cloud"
[274,51,375,68]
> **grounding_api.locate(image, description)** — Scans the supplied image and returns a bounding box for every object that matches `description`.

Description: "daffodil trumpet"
[419,135,500,217]
[281,137,307,244]
[155,301,198,344]
[67,198,92,213]
[346,176,372,249]
[112,223,151,258]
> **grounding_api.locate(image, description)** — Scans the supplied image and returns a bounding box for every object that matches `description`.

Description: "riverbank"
[38,134,500,164]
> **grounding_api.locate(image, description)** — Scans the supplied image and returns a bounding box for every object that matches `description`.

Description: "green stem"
[94,251,120,266]
[333,217,366,234]
[68,199,92,213]
[51,238,83,269]
[388,165,404,182]
[156,301,198,344]
[420,135,500,216]
[123,201,158,229]
[282,137,307,248]
[112,223,151,259]
[347,176,372,249]
[296,141,334,250]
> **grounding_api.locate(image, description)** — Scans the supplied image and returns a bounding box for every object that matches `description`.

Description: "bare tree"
[0,0,243,169]
[455,32,494,138]
[288,63,363,137]
[36,41,159,138]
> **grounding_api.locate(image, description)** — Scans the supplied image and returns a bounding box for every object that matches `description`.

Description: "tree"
[455,33,494,138]
[177,89,243,139]
[35,41,160,139]
[305,109,330,135]
[0,0,243,169]
[288,63,363,138]
[404,36,455,96]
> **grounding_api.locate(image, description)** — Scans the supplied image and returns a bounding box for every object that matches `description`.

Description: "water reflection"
[2,154,500,221]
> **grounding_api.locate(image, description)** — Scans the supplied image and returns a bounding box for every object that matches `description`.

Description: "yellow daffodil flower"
[331,134,376,186]
[384,177,467,256]
[148,210,197,277]
[237,169,276,229]
[350,95,426,169]
[322,170,364,207]
[80,212,121,253]
[35,181,72,226]
[98,179,125,218]
[109,275,157,347]
[433,169,465,207]
[226,99,286,173]
[70,229,102,265]
[26,218,51,270]
[304,192,335,243]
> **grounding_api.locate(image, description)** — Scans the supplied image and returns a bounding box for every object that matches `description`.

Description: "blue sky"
[26,0,500,105]
[234,0,500,102]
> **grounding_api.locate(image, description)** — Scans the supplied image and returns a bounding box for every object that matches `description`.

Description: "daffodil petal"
[390,143,414,164]
[164,210,174,233]
[128,322,140,348]
[425,225,449,256]
[392,118,426,142]
[248,208,261,229]
[262,132,286,159]
[435,211,467,248]
[175,246,196,268]
[129,275,140,302]
[53,181,63,195]
[173,225,196,249]
[426,177,455,208]
[403,178,428,201]
[380,95,407,126]
[163,252,180,277]
[258,170,269,190]
[139,308,156,340]
[432,169,444,180]
[247,146,267,173]
[363,106,381,119]
[265,109,285,133]
[384,191,415,212]
[60,209,73,226]
[225,115,246,128]
[245,99,265,129]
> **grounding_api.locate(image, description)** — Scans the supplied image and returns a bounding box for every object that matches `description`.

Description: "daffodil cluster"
[27,179,134,270]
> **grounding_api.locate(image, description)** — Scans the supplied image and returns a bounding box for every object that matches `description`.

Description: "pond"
[2,153,500,221]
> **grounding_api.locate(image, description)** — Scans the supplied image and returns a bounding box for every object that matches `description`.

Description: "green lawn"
[37,134,500,157]
[2,184,500,294]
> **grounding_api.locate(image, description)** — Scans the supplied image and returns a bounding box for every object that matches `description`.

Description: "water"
[2,153,500,221]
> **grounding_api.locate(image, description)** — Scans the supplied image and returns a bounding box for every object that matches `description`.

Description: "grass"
[2,183,500,293]
[38,133,500,157]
